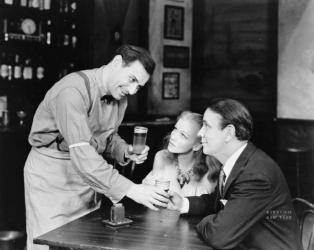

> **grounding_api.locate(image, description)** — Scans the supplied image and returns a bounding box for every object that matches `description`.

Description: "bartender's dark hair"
[114,44,156,75]
[208,98,253,141]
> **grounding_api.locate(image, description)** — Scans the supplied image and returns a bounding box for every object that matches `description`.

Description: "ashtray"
[102,218,133,227]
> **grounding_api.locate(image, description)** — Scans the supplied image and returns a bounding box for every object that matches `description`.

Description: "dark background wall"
[191,0,313,202]
[91,0,149,116]
[191,0,277,119]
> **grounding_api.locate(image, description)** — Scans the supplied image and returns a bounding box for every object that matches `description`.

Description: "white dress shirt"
[180,142,248,213]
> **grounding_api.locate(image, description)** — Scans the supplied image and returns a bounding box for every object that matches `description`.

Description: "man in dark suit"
[168,98,302,250]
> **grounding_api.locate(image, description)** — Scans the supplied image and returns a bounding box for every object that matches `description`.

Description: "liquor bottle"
[45,19,52,45]
[39,0,44,10]
[3,19,8,42]
[70,0,76,14]
[20,0,28,7]
[58,0,63,13]
[36,56,45,80]
[43,0,50,10]
[4,0,14,5]
[28,0,39,8]
[7,54,13,81]
[62,21,70,47]
[71,23,77,48]
[63,0,68,13]
[13,54,22,79]
[32,0,39,8]
[0,52,8,80]
[23,58,33,80]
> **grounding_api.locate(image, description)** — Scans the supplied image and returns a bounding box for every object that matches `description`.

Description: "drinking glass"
[155,179,170,209]
[132,126,148,154]
[155,179,170,192]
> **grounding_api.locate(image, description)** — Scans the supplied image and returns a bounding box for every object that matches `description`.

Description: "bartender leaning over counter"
[23,44,170,250]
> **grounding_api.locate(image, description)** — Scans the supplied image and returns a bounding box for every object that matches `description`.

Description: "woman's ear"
[193,143,202,151]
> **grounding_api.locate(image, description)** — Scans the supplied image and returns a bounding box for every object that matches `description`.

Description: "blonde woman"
[143,111,221,197]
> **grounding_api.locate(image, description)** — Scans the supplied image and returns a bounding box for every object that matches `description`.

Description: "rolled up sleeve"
[53,87,133,203]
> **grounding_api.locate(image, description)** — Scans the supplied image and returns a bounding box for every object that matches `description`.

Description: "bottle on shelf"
[36,56,45,80]
[58,0,63,13]
[71,23,77,49]
[39,0,44,10]
[3,19,8,42]
[28,0,39,9]
[13,54,22,79]
[43,0,51,10]
[4,0,14,5]
[45,19,52,45]
[20,0,28,7]
[7,53,13,81]
[22,58,33,80]
[70,0,77,14]
[62,21,70,47]
[63,0,69,13]
[0,52,8,80]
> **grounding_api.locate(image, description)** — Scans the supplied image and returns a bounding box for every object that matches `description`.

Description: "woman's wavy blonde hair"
[163,111,221,181]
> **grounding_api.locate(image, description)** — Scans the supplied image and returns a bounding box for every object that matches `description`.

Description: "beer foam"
[134,126,148,133]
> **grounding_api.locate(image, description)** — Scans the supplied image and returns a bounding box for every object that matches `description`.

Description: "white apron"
[24,147,100,250]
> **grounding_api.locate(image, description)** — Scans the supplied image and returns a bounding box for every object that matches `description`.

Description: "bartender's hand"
[126,184,169,210]
[167,190,184,211]
[125,145,150,164]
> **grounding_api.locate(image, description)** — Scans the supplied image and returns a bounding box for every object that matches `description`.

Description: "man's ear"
[193,143,202,151]
[225,124,236,142]
[112,55,123,68]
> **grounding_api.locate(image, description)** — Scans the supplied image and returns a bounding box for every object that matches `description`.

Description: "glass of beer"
[155,179,170,192]
[132,126,148,154]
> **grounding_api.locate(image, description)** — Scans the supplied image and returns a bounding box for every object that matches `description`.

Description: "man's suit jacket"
[188,142,302,250]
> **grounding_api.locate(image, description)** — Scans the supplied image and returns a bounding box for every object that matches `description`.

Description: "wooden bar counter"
[34,201,209,250]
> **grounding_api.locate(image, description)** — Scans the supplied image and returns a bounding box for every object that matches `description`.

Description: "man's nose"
[198,127,204,137]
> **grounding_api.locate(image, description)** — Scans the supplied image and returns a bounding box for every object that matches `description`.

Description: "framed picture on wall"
[164,5,184,40]
[162,72,180,99]
[163,45,189,68]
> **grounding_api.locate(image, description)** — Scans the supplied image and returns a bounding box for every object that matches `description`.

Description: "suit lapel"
[222,142,257,197]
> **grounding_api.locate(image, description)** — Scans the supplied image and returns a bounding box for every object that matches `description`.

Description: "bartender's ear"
[112,55,123,68]
[193,143,202,151]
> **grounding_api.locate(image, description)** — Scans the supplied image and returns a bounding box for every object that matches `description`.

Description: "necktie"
[219,169,226,196]
[101,95,115,104]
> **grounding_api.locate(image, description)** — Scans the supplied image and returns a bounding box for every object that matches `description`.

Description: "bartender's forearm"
[70,145,133,203]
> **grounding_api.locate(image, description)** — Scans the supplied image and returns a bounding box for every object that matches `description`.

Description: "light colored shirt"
[222,143,247,185]
[180,142,248,213]
[142,149,216,197]
[28,67,133,203]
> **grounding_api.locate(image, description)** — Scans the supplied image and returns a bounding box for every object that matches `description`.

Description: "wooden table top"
[34,202,209,250]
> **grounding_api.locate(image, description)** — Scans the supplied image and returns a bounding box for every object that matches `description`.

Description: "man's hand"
[126,184,170,210]
[167,190,184,212]
[125,145,149,164]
